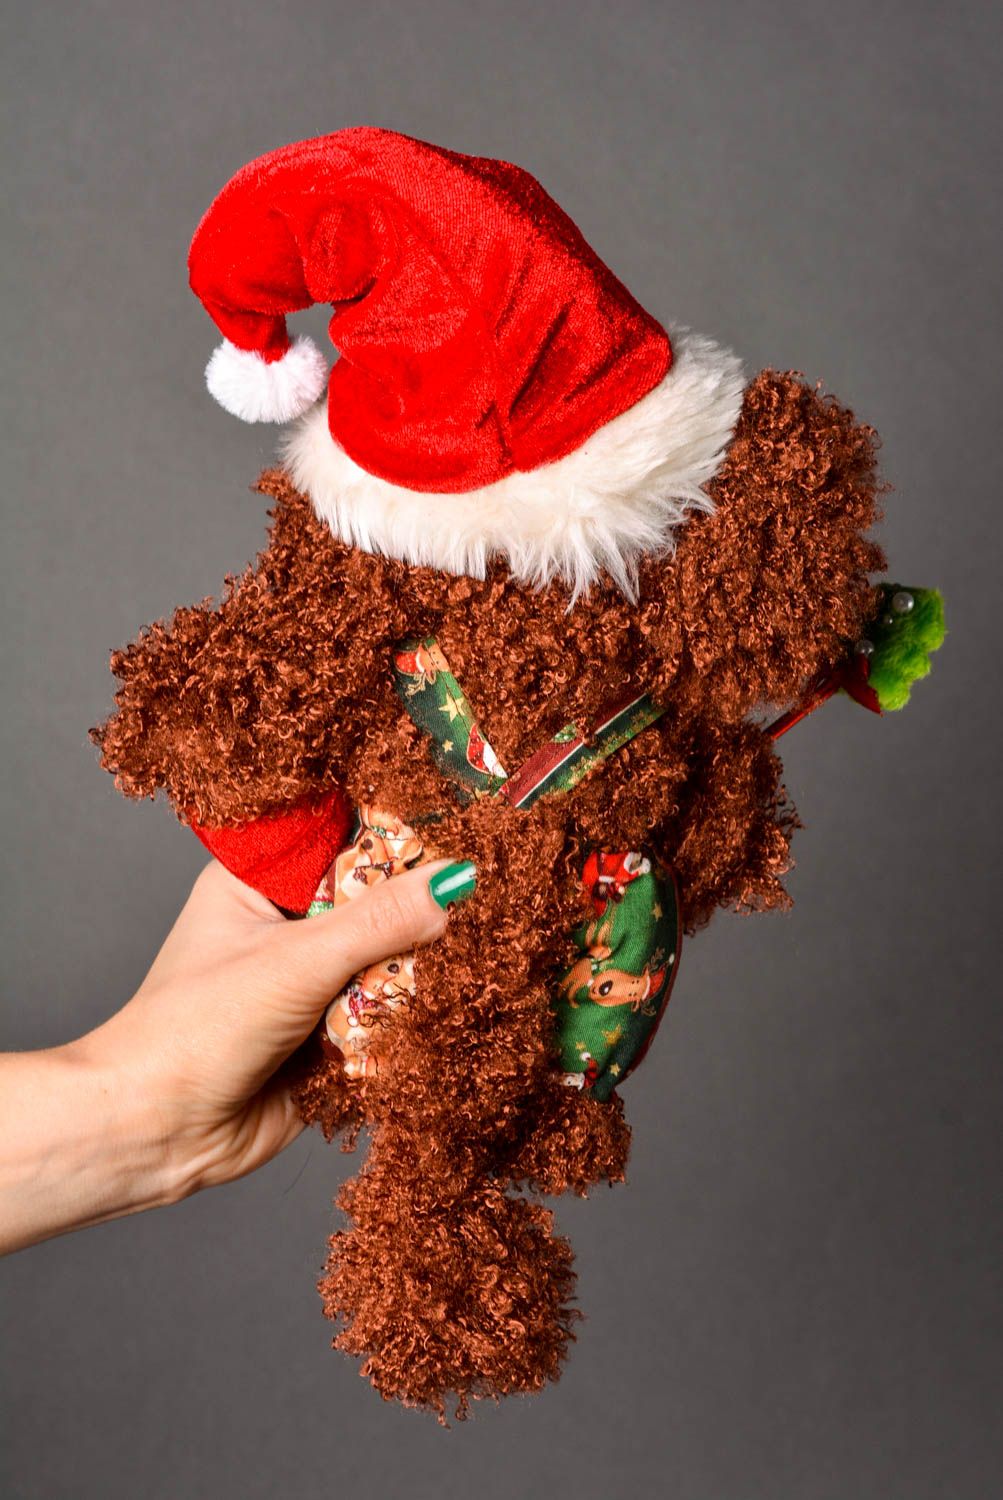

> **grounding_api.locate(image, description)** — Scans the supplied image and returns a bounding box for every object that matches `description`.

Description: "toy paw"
[857,585,946,711]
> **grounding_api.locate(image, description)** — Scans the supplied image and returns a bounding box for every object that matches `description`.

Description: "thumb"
[256,858,476,1029]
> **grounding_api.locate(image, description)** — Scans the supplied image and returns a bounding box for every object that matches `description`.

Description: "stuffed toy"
[94,127,944,1419]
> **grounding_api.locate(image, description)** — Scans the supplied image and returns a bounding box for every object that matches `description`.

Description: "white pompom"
[204,335,329,423]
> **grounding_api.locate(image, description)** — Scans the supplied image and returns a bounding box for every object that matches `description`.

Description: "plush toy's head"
[95,127,943,1419]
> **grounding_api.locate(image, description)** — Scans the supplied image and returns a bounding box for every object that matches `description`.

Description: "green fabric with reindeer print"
[554,864,680,1101]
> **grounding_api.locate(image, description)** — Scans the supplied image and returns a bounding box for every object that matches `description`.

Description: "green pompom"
[865,586,946,711]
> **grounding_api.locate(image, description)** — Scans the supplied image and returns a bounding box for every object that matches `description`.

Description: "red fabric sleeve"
[189,787,354,914]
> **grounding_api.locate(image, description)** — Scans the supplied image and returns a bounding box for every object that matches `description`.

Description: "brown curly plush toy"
[94,128,944,1419]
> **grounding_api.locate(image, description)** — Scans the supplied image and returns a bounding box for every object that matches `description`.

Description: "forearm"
[0,1041,174,1255]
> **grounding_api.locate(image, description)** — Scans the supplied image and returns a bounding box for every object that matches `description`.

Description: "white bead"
[892,590,915,614]
[855,638,875,658]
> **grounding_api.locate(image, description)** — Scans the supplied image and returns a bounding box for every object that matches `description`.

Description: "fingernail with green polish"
[429,860,477,910]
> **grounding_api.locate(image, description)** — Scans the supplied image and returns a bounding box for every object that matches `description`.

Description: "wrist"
[62,1034,184,1213]
[0,1037,182,1255]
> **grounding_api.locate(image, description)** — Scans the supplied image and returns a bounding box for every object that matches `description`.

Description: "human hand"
[0,856,475,1253]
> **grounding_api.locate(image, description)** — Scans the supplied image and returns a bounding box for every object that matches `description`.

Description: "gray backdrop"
[2,3,1000,1497]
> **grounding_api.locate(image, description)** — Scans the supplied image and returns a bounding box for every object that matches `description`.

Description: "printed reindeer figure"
[559,914,617,1004]
[586,956,669,1012]
[93,127,943,1419]
[559,908,668,1014]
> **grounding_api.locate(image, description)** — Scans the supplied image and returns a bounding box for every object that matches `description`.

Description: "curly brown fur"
[93,370,887,1415]
[325,1166,579,1420]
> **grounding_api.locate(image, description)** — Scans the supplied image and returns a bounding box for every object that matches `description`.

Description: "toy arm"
[92,497,365,829]
[648,371,888,718]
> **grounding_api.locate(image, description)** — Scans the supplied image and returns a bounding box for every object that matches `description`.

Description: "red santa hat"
[188,127,743,596]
